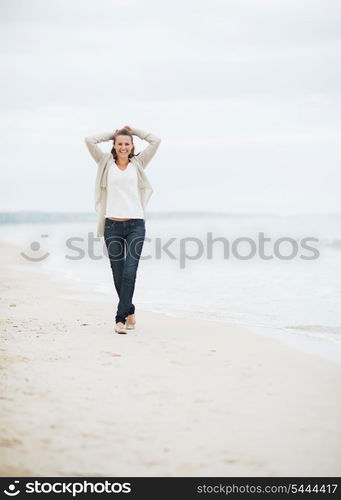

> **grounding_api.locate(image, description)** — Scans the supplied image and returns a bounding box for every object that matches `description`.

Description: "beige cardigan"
[85,128,161,237]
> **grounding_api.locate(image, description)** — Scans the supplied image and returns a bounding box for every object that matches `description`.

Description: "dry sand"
[1,239,341,477]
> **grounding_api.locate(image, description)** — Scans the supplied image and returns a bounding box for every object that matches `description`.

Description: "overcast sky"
[1,0,340,214]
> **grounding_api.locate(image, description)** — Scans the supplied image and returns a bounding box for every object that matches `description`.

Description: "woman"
[85,125,161,334]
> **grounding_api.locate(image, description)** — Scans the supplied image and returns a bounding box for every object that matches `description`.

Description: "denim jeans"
[104,218,146,324]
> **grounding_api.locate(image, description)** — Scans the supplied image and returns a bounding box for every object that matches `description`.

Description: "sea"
[1,211,341,361]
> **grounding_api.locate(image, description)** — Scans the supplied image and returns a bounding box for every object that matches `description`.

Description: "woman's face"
[114,135,133,159]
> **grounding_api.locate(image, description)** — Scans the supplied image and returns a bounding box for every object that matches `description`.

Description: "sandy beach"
[1,238,341,477]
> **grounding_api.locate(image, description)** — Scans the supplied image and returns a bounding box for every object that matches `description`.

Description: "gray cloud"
[1,0,340,214]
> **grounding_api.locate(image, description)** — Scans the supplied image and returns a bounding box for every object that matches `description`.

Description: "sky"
[1,0,340,214]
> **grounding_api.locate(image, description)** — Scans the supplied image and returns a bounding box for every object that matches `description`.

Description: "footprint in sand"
[223,457,239,464]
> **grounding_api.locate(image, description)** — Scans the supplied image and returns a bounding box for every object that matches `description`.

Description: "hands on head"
[114,125,133,134]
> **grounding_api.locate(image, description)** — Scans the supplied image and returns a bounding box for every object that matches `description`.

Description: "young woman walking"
[85,125,161,334]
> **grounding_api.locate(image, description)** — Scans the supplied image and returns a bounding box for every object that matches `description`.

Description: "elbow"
[85,136,96,145]
[145,132,161,145]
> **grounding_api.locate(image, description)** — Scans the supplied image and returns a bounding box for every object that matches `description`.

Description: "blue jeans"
[104,218,146,324]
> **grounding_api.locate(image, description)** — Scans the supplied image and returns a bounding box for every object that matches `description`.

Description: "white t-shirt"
[105,161,145,219]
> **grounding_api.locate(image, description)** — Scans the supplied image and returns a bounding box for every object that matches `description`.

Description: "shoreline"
[3,235,341,364]
[51,288,341,364]
[1,238,341,476]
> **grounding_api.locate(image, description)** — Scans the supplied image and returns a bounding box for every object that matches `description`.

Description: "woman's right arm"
[84,131,114,164]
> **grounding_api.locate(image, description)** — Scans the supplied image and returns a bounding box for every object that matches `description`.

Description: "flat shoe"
[115,323,128,334]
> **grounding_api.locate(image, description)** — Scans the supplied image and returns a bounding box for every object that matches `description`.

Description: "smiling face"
[114,134,133,160]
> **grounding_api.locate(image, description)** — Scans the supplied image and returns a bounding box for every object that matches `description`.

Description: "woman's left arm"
[126,125,161,169]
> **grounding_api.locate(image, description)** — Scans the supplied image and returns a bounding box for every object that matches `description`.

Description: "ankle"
[126,314,136,324]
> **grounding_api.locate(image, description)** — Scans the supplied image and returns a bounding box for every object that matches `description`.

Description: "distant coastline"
[1,211,340,224]
[0,211,262,224]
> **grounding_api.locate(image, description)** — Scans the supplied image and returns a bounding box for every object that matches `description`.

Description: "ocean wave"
[284,324,341,335]
[324,239,341,250]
